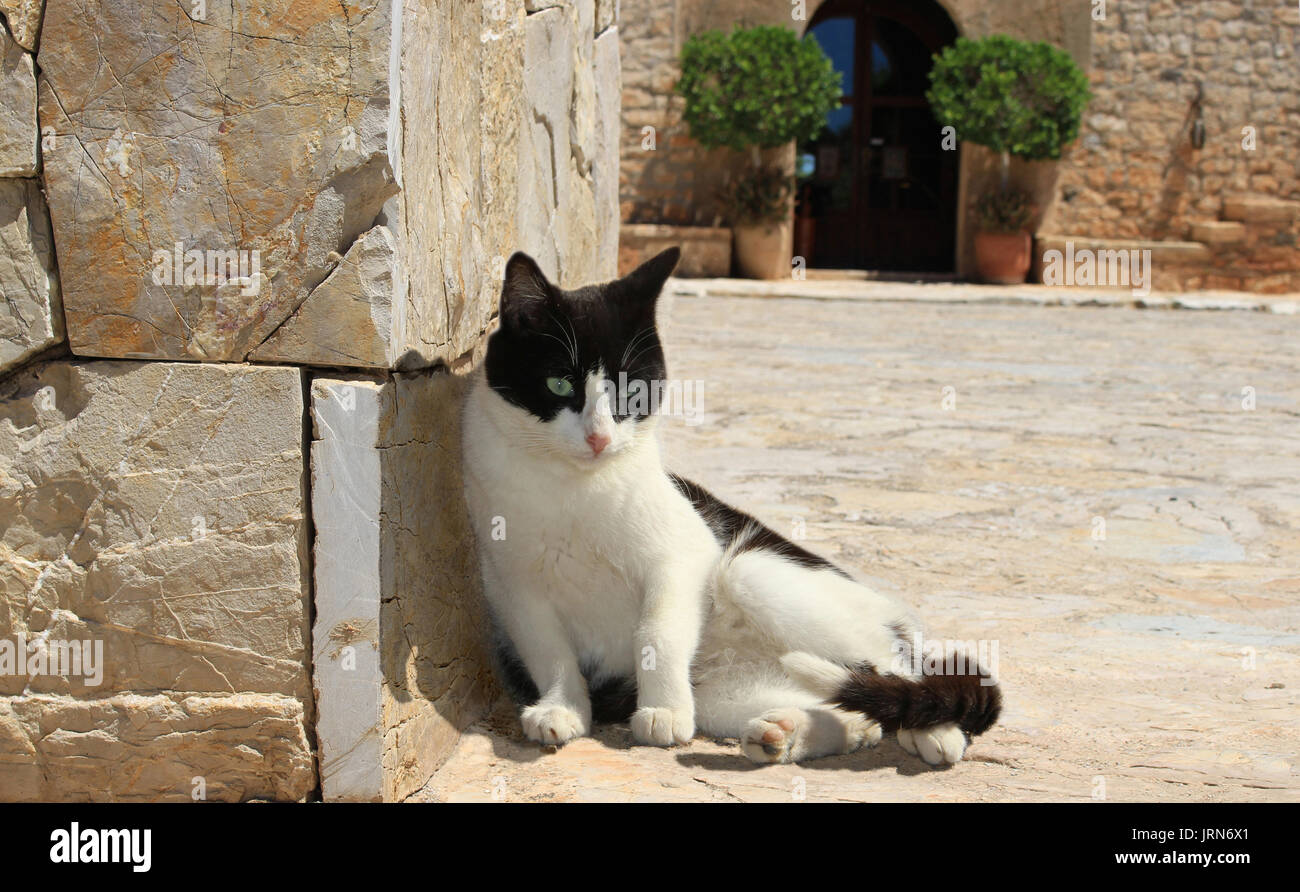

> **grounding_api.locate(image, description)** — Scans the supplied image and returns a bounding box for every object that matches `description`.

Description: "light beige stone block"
[0,179,62,372]
[620,223,732,277]
[393,0,528,370]
[593,26,623,279]
[250,226,400,369]
[37,0,398,362]
[518,6,577,282]
[0,0,44,51]
[310,377,384,800]
[1221,197,1300,226]
[1034,235,1212,290]
[3,693,314,802]
[596,0,618,34]
[311,370,494,802]
[0,22,37,176]
[1190,220,1246,244]
[516,4,606,288]
[0,360,313,801]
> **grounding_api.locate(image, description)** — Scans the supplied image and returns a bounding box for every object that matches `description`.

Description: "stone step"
[1221,196,1300,226]
[1032,236,1209,291]
[1190,220,1247,244]
[620,223,732,277]
[1035,235,1211,265]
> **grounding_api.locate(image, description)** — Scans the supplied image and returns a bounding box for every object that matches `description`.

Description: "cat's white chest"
[526,515,641,671]
[515,503,632,600]
[467,452,643,673]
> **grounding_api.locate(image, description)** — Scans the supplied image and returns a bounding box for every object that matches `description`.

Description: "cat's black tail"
[781,652,1001,737]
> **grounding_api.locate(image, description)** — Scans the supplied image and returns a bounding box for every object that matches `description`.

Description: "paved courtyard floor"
[415,283,1299,802]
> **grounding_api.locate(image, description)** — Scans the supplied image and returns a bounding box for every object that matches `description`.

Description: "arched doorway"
[797,0,960,273]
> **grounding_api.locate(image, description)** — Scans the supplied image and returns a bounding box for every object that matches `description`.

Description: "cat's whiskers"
[621,325,655,370]
[546,311,580,368]
[624,340,661,374]
[536,330,575,365]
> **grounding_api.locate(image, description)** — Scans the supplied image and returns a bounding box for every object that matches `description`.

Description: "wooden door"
[799,0,959,272]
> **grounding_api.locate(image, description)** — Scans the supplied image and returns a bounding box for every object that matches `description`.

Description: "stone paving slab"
[415,289,1300,802]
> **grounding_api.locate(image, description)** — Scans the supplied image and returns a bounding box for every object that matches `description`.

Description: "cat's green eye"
[546,376,574,397]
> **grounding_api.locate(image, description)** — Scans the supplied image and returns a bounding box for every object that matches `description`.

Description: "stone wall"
[618,0,1298,290]
[1044,0,1300,292]
[0,0,620,801]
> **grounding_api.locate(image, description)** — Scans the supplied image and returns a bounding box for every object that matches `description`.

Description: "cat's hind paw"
[743,707,881,764]
[521,703,588,746]
[741,708,807,764]
[897,723,967,766]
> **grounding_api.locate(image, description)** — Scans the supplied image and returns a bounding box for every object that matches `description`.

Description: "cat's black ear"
[623,247,680,301]
[499,252,554,329]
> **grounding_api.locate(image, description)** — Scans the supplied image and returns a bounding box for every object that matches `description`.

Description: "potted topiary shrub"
[926,35,1091,284]
[714,166,796,279]
[677,26,841,280]
[972,188,1035,284]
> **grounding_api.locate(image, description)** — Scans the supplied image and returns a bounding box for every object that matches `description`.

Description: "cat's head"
[483,247,681,467]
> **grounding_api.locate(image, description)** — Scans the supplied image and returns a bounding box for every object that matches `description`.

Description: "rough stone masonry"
[0,0,620,801]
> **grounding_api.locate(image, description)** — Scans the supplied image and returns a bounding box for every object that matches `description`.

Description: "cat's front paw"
[897,723,967,766]
[520,703,589,746]
[631,704,695,746]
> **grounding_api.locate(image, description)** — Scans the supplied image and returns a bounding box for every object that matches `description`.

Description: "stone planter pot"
[974,230,1032,284]
[733,218,794,280]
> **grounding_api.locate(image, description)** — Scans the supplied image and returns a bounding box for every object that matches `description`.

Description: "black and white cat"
[461,247,1000,765]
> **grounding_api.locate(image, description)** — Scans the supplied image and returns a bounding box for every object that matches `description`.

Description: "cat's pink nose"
[586,433,610,456]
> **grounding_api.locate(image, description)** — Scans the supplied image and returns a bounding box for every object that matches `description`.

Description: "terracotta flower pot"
[733,218,794,280]
[974,230,1032,285]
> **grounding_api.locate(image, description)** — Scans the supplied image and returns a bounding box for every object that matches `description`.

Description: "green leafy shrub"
[973,187,1035,233]
[677,26,843,153]
[926,35,1091,163]
[715,165,796,226]
[677,26,840,226]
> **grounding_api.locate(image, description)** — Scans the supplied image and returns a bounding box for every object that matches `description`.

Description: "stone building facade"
[618,0,1299,291]
[0,0,620,801]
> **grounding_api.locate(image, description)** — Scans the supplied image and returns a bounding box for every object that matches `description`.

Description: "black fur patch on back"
[831,661,1002,737]
[668,473,850,577]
